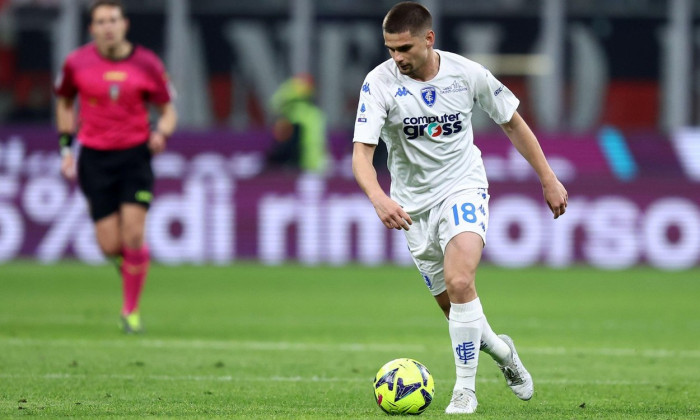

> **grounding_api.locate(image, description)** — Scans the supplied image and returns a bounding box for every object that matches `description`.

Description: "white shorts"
[404,188,490,296]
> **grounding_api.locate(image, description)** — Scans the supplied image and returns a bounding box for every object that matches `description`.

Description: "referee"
[54,0,177,333]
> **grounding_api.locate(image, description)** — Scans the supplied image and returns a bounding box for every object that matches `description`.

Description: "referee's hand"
[60,153,77,180]
[148,131,168,155]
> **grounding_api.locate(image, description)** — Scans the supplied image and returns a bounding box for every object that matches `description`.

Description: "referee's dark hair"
[89,0,126,21]
[382,2,432,37]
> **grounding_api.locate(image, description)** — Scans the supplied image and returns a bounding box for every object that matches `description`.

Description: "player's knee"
[446,264,477,285]
[119,217,145,249]
[445,274,476,296]
[122,233,144,249]
[95,231,121,256]
[122,229,145,249]
[99,242,121,257]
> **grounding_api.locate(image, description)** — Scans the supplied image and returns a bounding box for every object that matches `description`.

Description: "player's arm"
[352,142,412,230]
[56,95,77,180]
[500,111,567,218]
[148,102,177,155]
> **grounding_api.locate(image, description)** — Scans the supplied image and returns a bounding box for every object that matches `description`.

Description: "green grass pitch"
[1,262,698,418]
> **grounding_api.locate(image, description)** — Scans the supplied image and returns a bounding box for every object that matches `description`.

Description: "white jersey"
[353,49,519,215]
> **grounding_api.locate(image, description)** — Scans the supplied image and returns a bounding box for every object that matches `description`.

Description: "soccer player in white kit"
[352,2,568,414]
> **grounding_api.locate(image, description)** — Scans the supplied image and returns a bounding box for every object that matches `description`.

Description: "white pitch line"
[0,372,660,386]
[1,337,699,358]
[0,337,426,353]
[523,346,700,359]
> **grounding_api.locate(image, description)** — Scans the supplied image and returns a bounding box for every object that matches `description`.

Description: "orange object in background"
[0,46,15,88]
[208,73,232,124]
[601,80,659,129]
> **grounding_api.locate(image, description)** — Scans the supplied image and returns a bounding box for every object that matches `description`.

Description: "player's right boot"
[445,388,477,414]
[497,334,533,400]
[120,311,144,334]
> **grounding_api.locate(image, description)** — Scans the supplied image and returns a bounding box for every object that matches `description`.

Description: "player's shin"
[448,299,484,392]
[121,245,150,316]
[480,313,512,365]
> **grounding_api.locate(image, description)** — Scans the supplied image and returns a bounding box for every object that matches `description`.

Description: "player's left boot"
[120,311,144,334]
[497,334,533,400]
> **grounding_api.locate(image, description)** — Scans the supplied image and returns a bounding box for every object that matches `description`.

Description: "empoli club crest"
[421,86,436,107]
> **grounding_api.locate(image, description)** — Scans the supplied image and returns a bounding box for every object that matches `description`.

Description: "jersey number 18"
[452,203,477,226]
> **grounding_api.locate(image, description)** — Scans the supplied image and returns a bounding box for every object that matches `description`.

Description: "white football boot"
[445,388,478,414]
[497,334,533,400]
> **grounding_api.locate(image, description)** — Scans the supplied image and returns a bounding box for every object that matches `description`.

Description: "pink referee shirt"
[55,43,172,150]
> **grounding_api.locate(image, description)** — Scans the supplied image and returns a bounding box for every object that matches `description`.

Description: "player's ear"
[425,30,435,48]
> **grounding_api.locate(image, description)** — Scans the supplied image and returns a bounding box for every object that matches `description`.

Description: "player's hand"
[371,194,413,230]
[542,175,568,219]
[60,153,76,180]
[148,131,168,155]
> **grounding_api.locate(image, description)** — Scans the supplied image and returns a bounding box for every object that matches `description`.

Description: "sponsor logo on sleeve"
[357,103,368,123]
[54,72,64,89]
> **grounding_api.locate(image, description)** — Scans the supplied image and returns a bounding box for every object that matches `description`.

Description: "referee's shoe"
[121,311,144,334]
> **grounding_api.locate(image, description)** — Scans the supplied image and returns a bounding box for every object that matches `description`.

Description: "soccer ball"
[373,358,435,415]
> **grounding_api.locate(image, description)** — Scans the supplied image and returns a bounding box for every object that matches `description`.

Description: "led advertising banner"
[0,127,698,269]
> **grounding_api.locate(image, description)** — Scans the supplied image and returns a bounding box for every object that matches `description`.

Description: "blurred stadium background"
[0,0,699,269]
[1,1,700,417]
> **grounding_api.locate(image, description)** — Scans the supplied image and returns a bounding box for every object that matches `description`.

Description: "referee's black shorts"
[77,141,154,222]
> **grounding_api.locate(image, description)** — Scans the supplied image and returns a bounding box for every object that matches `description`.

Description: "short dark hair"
[382,2,432,36]
[89,0,126,21]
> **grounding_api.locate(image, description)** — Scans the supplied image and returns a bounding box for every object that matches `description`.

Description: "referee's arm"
[56,95,77,180]
[56,96,76,138]
[148,102,177,154]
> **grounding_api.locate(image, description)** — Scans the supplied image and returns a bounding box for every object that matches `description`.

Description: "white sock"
[480,317,512,366]
[449,298,484,392]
